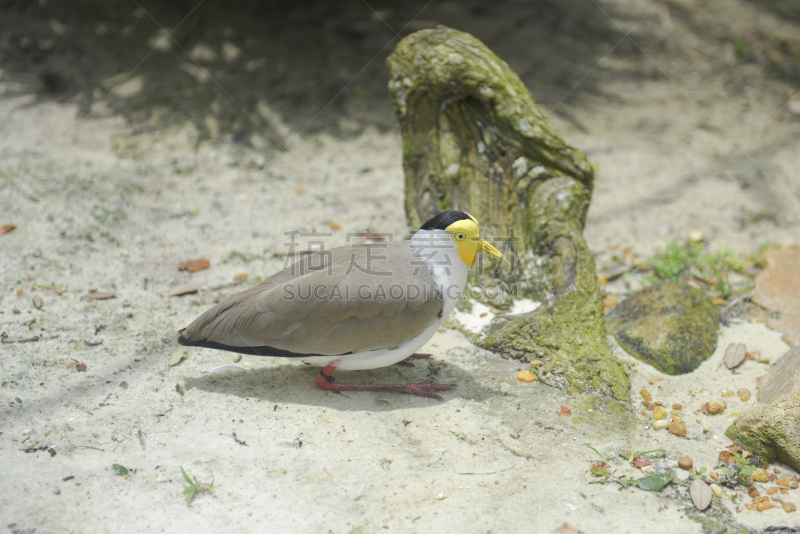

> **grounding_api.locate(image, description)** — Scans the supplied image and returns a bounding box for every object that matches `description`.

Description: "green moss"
[725,393,800,472]
[387,27,628,403]
[606,282,719,375]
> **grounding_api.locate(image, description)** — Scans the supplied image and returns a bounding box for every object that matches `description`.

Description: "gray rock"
[606,282,720,375]
[725,345,800,472]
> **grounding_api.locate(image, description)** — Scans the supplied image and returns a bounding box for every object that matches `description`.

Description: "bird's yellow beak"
[481,239,510,268]
[461,236,509,267]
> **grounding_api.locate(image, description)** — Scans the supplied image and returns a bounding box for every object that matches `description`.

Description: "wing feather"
[178,242,443,356]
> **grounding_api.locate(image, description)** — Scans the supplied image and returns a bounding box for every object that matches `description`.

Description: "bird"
[177,210,506,400]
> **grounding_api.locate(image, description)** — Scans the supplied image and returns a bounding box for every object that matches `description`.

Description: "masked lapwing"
[177,210,506,399]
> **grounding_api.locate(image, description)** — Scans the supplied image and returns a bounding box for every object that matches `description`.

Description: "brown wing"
[178,241,443,356]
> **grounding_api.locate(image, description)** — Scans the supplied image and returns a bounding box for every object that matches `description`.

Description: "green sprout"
[181,466,214,505]
[585,443,611,464]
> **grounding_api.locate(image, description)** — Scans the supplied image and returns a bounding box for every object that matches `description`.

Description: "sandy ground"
[2,0,800,532]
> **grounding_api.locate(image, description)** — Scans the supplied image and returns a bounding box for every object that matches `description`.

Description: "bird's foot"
[315,363,454,400]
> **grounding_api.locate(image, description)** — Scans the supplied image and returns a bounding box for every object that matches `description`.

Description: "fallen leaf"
[112,464,129,476]
[632,473,672,492]
[169,282,203,297]
[556,521,584,534]
[724,343,747,369]
[633,457,651,468]
[178,258,210,273]
[82,292,116,301]
[555,523,584,534]
[590,462,610,476]
[690,479,712,510]
[0,224,15,235]
[169,346,188,367]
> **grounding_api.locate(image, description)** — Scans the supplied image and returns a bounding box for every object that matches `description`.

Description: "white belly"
[298,316,443,370]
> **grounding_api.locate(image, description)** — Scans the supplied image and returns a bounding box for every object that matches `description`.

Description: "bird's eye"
[455,233,466,241]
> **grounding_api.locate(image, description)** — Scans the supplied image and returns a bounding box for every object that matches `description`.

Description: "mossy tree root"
[387,27,629,403]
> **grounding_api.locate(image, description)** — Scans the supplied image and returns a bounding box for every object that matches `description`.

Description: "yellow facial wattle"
[445,215,507,267]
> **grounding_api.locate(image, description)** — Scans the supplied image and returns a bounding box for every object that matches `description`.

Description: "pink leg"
[314,362,454,400]
[395,353,433,367]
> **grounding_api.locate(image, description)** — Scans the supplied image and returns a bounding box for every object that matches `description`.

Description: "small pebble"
[516,370,536,383]
[749,486,760,498]
[652,406,667,420]
[671,415,682,423]
[672,403,682,410]
[178,258,210,273]
[233,272,249,282]
[558,406,571,417]
[752,468,769,483]
[722,391,734,397]
[32,295,43,309]
[669,421,687,437]
[724,343,747,369]
[435,493,447,500]
[784,502,797,513]
[640,389,652,402]
[709,472,719,481]
[233,354,242,363]
[690,479,712,510]
[689,229,704,243]
[641,465,655,475]
[653,419,670,430]
[710,483,722,498]
[701,401,725,415]
[767,487,779,495]
[530,359,543,367]
[678,456,693,470]
[737,389,752,401]
[55,285,65,295]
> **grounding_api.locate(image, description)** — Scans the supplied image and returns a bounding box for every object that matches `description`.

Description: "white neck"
[411,229,470,318]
